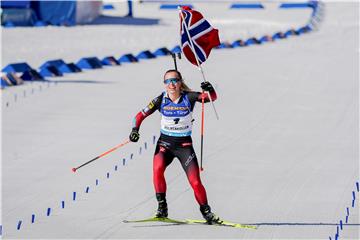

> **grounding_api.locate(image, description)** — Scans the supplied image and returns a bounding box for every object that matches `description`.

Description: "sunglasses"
[164,78,181,85]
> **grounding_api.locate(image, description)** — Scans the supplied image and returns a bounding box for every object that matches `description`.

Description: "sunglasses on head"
[163,78,181,85]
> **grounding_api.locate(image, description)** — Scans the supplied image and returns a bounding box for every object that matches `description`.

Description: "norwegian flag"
[180,6,220,66]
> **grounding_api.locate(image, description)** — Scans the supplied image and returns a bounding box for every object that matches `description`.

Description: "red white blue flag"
[180,6,220,66]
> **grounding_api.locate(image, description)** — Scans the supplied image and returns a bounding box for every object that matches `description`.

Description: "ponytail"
[180,81,192,92]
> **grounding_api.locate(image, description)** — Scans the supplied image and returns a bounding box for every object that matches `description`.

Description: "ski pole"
[71,139,130,173]
[200,91,205,171]
[171,52,181,71]
[172,53,178,71]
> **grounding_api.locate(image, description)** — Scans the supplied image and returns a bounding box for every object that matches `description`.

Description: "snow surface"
[1,1,359,240]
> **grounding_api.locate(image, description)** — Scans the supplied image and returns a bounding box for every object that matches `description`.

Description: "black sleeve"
[186,91,201,111]
[132,93,163,129]
[187,91,200,103]
[142,93,162,115]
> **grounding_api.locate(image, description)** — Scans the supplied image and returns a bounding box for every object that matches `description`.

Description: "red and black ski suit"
[132,90,217,206]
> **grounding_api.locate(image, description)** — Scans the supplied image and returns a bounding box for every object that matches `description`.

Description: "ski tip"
[71,168,77,173]
[123,217,187,224]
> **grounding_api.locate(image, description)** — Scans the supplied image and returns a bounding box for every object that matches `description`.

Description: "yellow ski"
[123,217,187,224]
[186,219,258,229]
[123,217,257,229]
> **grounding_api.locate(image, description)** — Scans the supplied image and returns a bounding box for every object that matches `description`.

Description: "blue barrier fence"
[2,1,322,88]
[230,3,264,9]
[160,4,194,10]
[2,1,323,89]
[280,3,312,8]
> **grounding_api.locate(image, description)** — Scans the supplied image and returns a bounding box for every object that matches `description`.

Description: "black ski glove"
[129,127,140,142]
[201,81,214,92]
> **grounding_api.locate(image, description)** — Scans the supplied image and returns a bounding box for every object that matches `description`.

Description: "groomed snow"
[1,1,359,239]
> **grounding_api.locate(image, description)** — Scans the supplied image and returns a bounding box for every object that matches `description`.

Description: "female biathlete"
[129,69,220,224]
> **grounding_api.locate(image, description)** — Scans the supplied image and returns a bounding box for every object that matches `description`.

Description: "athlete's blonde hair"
[164,69,192,92]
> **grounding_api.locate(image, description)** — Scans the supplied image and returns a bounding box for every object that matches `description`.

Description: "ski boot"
[200,204,222,224]
[155,193,168,218]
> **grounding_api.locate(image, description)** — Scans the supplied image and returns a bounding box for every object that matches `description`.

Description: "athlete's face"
[164,72,181,95]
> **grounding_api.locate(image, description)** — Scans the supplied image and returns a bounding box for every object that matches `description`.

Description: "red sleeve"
[198,89,217,102]
[132,111,147,129]
[187,90,218,105]
[199,91,217,102]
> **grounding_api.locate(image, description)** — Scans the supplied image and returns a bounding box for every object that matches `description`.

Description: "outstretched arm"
[129,94,162,142]
[132,94,162,129]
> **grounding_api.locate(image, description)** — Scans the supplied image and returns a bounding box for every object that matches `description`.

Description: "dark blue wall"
[31,1,76,26]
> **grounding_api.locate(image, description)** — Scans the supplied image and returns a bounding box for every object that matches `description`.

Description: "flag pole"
[179,8,219,171]
[178,7,219,120]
